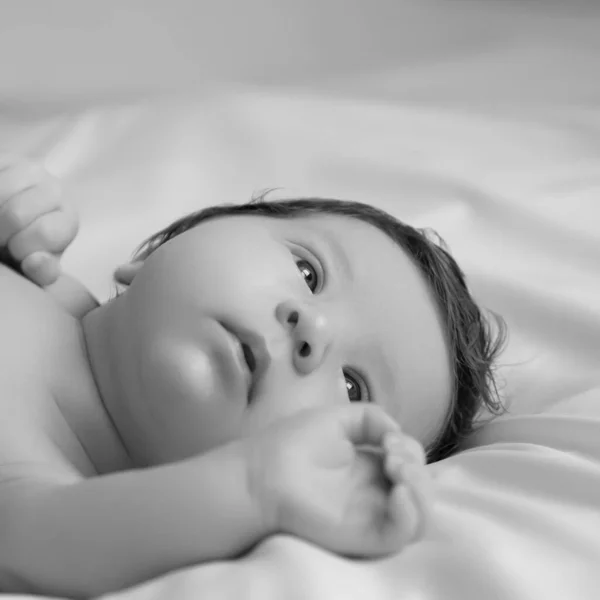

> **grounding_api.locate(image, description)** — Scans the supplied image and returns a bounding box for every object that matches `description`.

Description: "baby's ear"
[113,261,144,286]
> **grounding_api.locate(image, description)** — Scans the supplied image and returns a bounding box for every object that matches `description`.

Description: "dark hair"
[129,194,507,463]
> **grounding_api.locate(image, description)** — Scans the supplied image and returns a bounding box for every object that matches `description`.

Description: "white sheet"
[1,2,600,599]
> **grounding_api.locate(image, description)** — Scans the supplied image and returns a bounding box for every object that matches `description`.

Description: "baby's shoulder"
[0,263,71,366]
[0,264,80,471]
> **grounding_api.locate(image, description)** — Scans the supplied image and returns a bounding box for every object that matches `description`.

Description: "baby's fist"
[0,155,77,287]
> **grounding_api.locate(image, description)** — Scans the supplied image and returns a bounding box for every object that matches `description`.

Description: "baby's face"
[114,214,452,465]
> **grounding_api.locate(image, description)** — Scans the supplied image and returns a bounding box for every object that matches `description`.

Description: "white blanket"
[0,2,599,599]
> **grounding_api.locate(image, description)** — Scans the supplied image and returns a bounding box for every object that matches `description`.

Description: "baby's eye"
[296,258,319,293]
[344,370,369,403]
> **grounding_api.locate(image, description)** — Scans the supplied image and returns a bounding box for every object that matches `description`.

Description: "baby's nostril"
[242,344,256,372]
[287,310,299,326]
[299,342,311,358]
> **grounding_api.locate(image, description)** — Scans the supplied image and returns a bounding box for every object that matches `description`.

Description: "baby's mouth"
[241,343,256,373]
[220,321,270,403]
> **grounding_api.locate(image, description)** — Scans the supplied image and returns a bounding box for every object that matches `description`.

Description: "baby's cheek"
[144,339,217,405]
[243,368,345,435]
[139,339,244,461]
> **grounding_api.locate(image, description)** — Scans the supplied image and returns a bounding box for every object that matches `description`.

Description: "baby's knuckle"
[7,236,28,262]
[36,218,57,246]
[6,203,30,231]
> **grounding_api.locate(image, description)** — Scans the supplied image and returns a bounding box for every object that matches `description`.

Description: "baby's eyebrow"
[318,233,353,283]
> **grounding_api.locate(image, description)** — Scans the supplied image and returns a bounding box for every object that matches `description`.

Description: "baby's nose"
[275,300,332,375]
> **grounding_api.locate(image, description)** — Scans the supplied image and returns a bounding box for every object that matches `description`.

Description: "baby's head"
[90,195,506,466]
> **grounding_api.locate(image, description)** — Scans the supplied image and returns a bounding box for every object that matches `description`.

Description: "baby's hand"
[382,430,434,544]
[0,155,78,287]
[246,405,435,558]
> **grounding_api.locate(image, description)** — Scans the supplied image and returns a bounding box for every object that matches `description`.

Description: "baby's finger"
[384,432,426,466]
[0,161,47,206]
[394,468,435,540]
[341,404,401,448]
[383,434,426,486]
[389,484,423,548]
[388,466,436,547]
[21,252,62,287]
[8,209,78,262]
[0,185,62,245]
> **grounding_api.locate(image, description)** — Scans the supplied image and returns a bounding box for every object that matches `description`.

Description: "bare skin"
[0,159,444,597]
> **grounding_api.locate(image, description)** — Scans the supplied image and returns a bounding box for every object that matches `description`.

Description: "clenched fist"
[245,404,434,558]
[0,155,78,287]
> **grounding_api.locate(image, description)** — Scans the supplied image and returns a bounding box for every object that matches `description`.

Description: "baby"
[0,157,506,598]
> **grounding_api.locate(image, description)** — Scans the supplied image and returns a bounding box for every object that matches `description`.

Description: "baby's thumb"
[21,251,61,287]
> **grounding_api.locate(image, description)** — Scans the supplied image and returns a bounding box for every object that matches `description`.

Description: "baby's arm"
[2,441,266,598]
[2,405,430,598]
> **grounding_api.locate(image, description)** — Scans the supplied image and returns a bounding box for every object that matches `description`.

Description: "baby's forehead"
[269,212,392,249]
[279,213,416,273]
[174,209,385,245]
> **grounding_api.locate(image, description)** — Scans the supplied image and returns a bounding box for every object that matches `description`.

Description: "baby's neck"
[53,310,133,476]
